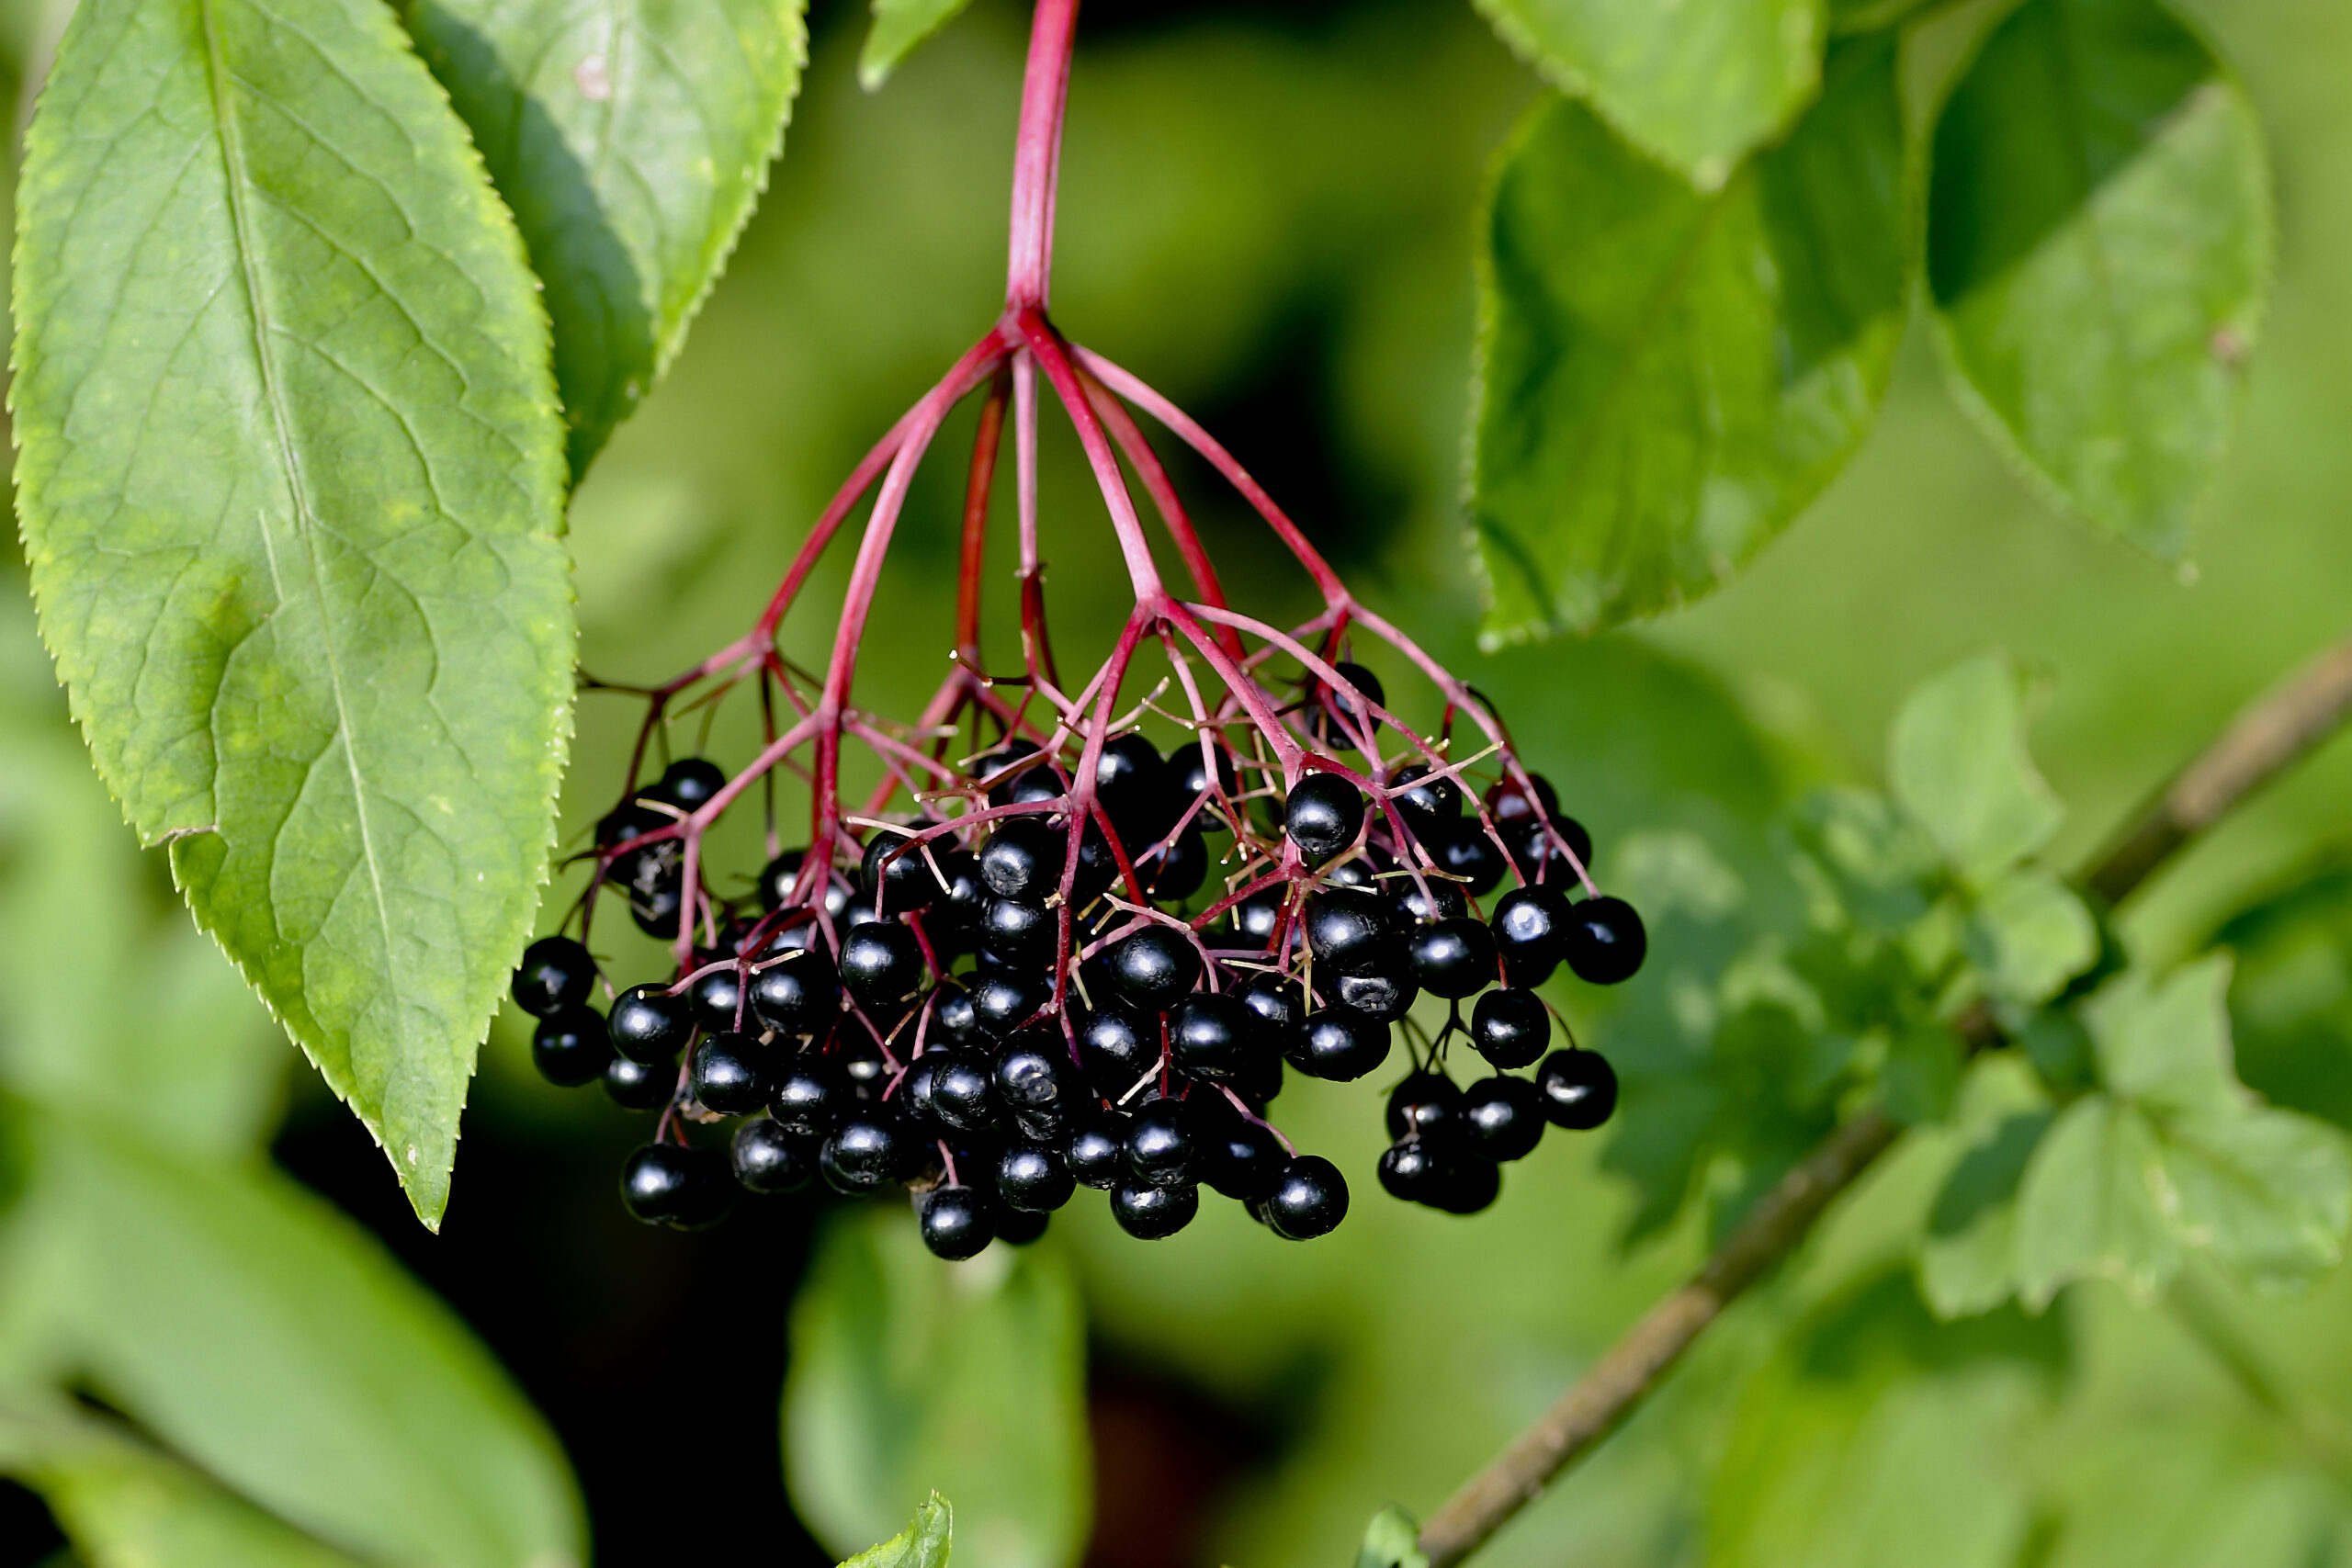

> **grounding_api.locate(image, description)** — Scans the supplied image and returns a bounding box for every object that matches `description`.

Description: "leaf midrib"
[196,0,398,998]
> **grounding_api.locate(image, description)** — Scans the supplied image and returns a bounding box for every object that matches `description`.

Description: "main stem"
[1007,0,1081,308]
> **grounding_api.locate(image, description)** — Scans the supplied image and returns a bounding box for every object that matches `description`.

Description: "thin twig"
[1419,624,2352,1567]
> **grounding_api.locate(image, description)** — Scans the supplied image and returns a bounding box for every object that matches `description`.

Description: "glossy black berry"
[1194,1111,1283,1201]
[769,1056,850,1137]
[1095,733,1176,840]
[1469,988,1550,1069]
[619,1144,731,1227]
[931,986,980,1046]
[1069,1120,1128,1189]
[604,1054,673,1111]
[1436,823,1506,897]
[1079,1007,1157,1099]
[1236,974,1305,1036]
[1228,886,1285,944]
[920,1186,996,1260]
[532,1006,611,1088]
[690,1032,769,1116]
[1125,1101,1196,1189]
[1390,763,1463,829]
[1170,742,1240,828]
[513,936,595,1017]
[1314,661,1385,749]
[1536,1050,1619,1130]
[997,1207,1051,1246]
[838,920,925,1008]
[1463,1075,1546,1161]
[978,897,1057,966]
[1103,926,1201,1012]
[1492,885,1571,987]
[837,1036,889,1097]
[926,1046,1000,1134]
[994,1036,1075,1119]
[970,967,1050,1041]
[1508,814,1595,885]
[606,984,690,1064]
[597,801,671,852]
[689,966,746,1032]
[1266,1155,1349,1239]
[1288,1010,1391,1081]
[628,881,686,939]
[1563,897,1646,986]
[1334,967,1418,1022]
[1301,887,1396,974]
[998,1142,1077,1212]
[1425,1147,1502,1215]
[749,951,839,1040]
[820,1114,910,1193]
[862,825,941,913]
[1408,917,1498,999]
[1169,994,1261,1083]
[1487,773,1560,827]
[1377,1138,1442,1202]
[1112,1179,1199,1240]
[732,1118,816,1194]
[1284,773,1364,862]
[926,849,987,950]
[1140,826,1208,902]
[1393,875,1470,925]
[979,741,1059,808]
[1386,1072,1464,1142]
[651,757,728,813]
[978,818,1061,904]
[759,849,852,919]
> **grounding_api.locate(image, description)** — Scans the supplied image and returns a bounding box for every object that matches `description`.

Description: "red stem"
[1007,0,1082,308]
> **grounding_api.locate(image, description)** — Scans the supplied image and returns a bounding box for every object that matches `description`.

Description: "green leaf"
[2083,955,2240,1115]
[1356,1506,1430,1568]
[1964,869,2097,1010]
[786,1210,1089,1568]
[1472,0,1826,187]
[2212,858,2352,1134]
[1925,0,2271,556]
[1882,1024,1963,1126]
[859,0,975,92]
[11,0,576,1226]
[1921,1110,2054,1318]
[1783,786,1941,936]
[32,1117,583,1568]
[407,0,810,474]
[2015,1095,2180,1308]
[1887,654,2063,886]
[2156,1108,2351,1292]
[1469,34,1906,641]
[838,1492,953,1568]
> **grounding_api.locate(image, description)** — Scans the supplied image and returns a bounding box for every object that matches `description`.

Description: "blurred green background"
[2,0,2349,1564]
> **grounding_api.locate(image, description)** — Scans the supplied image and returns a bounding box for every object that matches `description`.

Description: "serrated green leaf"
[1920,1110,2053,1318]
[2157,1109,2351,1292]
[2016,1095,2180,1308]
[1357,1506,1430,1568]
[407,0,810,474]
[786,1210,1089,1568]
[32,1117,583,1568]
[839,1492,953,1568]
[859,0,975,92]
[11,0,575,1227]
[2084,956,2240,1115]
[1469,35,1905,641]
[1888,654,2063,886]
[1965,869,2097,1010]
[1472,0,1825,187]
[1925,0,2271,556]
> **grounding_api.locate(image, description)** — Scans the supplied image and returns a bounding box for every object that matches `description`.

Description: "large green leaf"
[11,0,575,1226]
[786,1210,1090,1568]
[1472,0,1826,187]
[1925,0,2271,556]
[2015,1095,2179,1309]
[30,1117,583,1568]
[858,0,974,92]
[1469,36,1905,642]
[1887,653,2063,887]
[406,0,809,474]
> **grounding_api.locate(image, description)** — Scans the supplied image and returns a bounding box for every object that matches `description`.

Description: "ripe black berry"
[1463,1075,1546,1161]
[997,1208,1051,1246]
[979,741,1060,808]
[1390,762,1463,829]
[1103,926,1201,1011]
[1487,772,1560,827]
[979,818,1063,904]
[651,757,728,813]
[920,1186,996,1260]
[689,966,746,1032]
[598,801,671,852]
[513,936,595,1017]
[1140,827,1208,901]
[628,882,686,938]
[862,826,941,913]
[527,1006,609,1089]
[1284,773,1364,862]
[1169,994,1261,1083]
[607,983,692,1063]
[770,1056,850,1137]
[970,967,1050,1041]
[1228,886,1285,943]
[1111,1179,1198,1239]
[1408,918,1498,999]
[619,1144,731,1227]
[1236,974,1305,1035]
[1265,1155,1348,1239]
[1436,823,1506,896]
[1301,887,1395,974]
[1170,742,1240,827]
[759,849,853,918]
[1385,1072,1463,1142]
[604,1054,673,1111]
[1125,1101,1196,1188]
[820,1114,911,1192]
[749,951,839,1039]
[927,849,987,950]
[1535,1050,1619,1130]
[733,1118,816,1194]
[1095,733,1176,840]
[1563,897,1647,986]
[1194,1111,1283,1201]
[838,920,925,1008]
[1314,662,1385,750]
[926,1046,1001,1134]
[690,1032,769,1115]
[1288,1010,1391,1081]
[1508,813,1594,884]
[1469,988,1548,1067]
[996,1036,1075,1119]
[998,1142,1077,1212]
[978,896,1057,966]
[1377,1138,1442,1202]
[1079,1007,1158,1099]
[1492,885,1570,987]
[1393,875,1470,925]
[1334,967,1417,1022]
[1424,1147,1502,1215]
[1069,1119,1127,1189]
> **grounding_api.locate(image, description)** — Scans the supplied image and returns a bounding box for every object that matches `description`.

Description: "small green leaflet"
[1926,0,2272,557]
[1472,0,1825,188]
[838,1493,953,1568]
[407,0,811,476]
[1962,869,2096,1012]
[1470,37,1905,643]
[1887,654,2063,888]
[1356,1506,1430,1568]
[861,0,977,92]
[11,0,575,1228]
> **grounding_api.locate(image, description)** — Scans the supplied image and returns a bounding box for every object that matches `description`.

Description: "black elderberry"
[1284,773,1364,862]
[1563,897,1647,986]
[628,882,686,938]
[920,1186,996,1260]
[1194,1109,1283,1201]
[513,936,595,1017]
[995,1035,1075,1118]
[1535,1050,1619,1130]
[1390,762,1463,829]
[749,950,839,1040]
[651,757,728,813]
[926,1046,1001,1134]
[770,1056,851,1137]
[689,966,746,1032]
[901,1055,946,1133]
[931,986,980,1046]
[978,818,1060,904]
[836,888,884,932]
[1079,1007,1158,1099]
[604,1054,674,1111]
[1301,887,1396,974]
[1236,974,1305,1035]
[1507,813,1595,885]
[619,1144,731,1227]
[532,1006,612,1088]
[1288,1010,1391,1081]
[1169,742,1240,829]
[1227,886,1285,943]
[1487,772,1560,827]
[998,1142,1077,1212]
[926,848,987,946]
[837,1036,889,1098]
[1125,1100,1196,1189]
[1435,822,1507,897]
[1313,661,1385,750]
[838,920,925,1008]
[862,825,941,913]
[1103,926,1201,1011]
[1068,1119,1128,1189]
[978,896,1057,966]
[1169,994,1261,1083]
[597,801,672,852]
[1231,1043,1284,1107]
[1377,1138,1442,1202]
[1408,917,1498,1000]
[759,849,853,919]
[1469,988,1550,1069]
[690,1032,769,1115]
[1492,885,1571,987]
[1095,733,1176,840]
[1334,967,1418,1023]
[971,967,1051,1041]
[1386,1071,1464,1142]
[981,743,1062,809]
[607,983,692,1063]
[820,1113,911,1193]
[732,1118,816,1194]
[1424,1147,1502,1215]
[1140,826,1208,902]
[1266,1155,1349,1239]
[1319,856,1377,890]
[1463,1076,1546,1162]
[1111,1179,1199,1240]
[1392,875,1470,925]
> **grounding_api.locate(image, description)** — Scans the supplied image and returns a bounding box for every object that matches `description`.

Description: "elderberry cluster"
[511,673,1643,1260]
